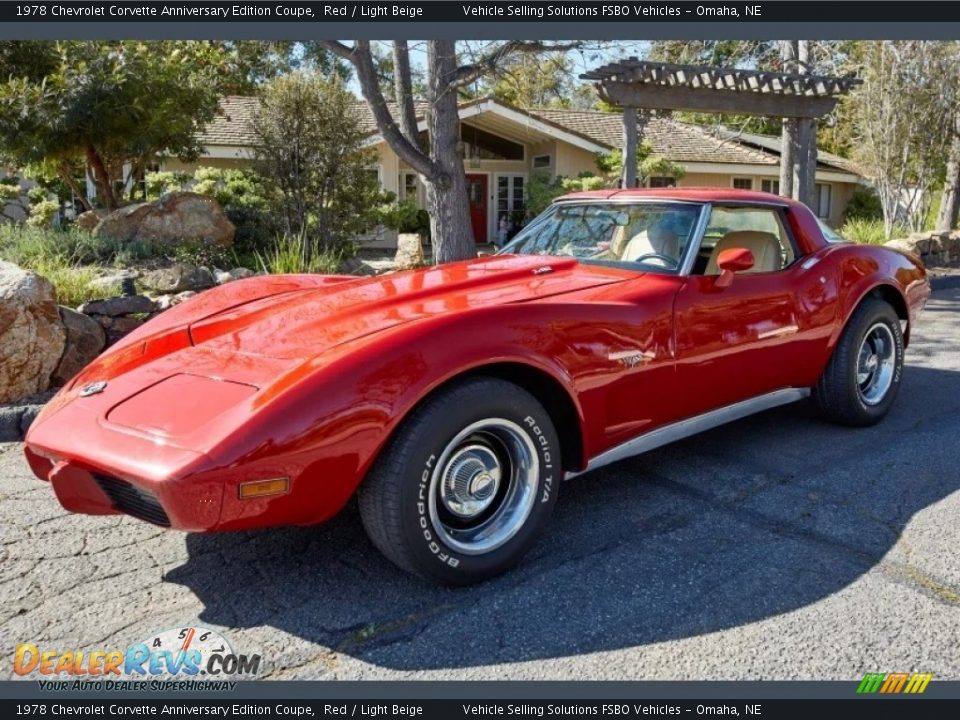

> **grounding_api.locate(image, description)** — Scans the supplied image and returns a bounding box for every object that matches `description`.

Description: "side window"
[694,206,797,276]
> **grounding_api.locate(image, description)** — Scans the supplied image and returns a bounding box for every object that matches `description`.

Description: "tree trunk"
[622,106,638,189]
[937,117,960,232]
[425,40,474,264]
[57,162,93,213]
[393,41,420,147]
[779,41,799,198]
[84,145,119,211]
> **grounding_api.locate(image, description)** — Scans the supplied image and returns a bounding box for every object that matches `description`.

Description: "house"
[156,96,866,247]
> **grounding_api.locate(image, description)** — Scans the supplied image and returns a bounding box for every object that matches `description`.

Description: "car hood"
[188,254,633,359]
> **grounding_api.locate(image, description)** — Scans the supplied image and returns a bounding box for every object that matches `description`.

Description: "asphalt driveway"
[2,288,959,681]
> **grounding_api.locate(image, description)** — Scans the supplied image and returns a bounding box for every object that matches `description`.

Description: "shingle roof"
[198,96,861,176]
[526,108,778,166]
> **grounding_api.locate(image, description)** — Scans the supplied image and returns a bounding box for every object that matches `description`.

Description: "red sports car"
[25,189,930,584]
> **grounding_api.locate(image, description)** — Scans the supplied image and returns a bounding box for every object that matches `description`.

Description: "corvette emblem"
[79,381,107,397]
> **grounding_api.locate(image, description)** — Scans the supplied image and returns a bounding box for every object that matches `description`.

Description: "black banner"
[4,1,960,24]
[2,699,960,719]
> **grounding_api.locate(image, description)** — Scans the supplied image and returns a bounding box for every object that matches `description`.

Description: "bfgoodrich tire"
[814,297,905,426]
[358,377,561,584]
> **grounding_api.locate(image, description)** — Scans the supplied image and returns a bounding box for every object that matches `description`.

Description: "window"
[400,172,419,204]
[732,178,753,190]
[532,154,552,169]
[461,125,524,161]
[761,179,780,195]
[648,176,677,188]
[815,183,832,219]
[695,206,797,275]
[497,175,526,222]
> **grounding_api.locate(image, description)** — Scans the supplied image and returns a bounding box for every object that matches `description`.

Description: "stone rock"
[174,291,197,303]
[77,295,156,317]
[109,316,143,335]
[75,209,108,232]
[154,295,174,311]
[51,306,106,386]
[95,315,113,329]
[141,264,215,294]
[214,269,234,285]
[93,192,235,247]
[884,239,921,259]
[0,261,67,403]
[86,270,139,295]
[230,267,255,280]
[394,233,425,270]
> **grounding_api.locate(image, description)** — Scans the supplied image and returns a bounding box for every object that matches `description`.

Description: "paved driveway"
[2,289,959,681]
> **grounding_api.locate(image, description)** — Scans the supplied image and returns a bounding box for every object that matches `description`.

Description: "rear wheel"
[358,377,560,584]
[814,297,904,426]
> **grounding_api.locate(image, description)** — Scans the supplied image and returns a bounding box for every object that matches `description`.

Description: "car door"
[672,203,837,419]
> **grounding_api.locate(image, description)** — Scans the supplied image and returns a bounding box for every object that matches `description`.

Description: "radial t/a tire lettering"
[358,377,560,584]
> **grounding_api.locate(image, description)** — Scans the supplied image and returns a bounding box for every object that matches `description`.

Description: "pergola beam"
[599,82,839,119]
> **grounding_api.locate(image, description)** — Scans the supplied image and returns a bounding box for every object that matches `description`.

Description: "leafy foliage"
[838,217,904,245]
[252,72,382,257]
[843,186,884,222]
[526,173,606,215]
[0,41,235,211]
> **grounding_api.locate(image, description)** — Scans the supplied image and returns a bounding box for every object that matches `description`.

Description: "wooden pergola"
[581,58,861,208]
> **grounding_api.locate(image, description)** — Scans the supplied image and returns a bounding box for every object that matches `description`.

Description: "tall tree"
[937,110,960,232]
[851,41,959,237]
[319,40,580,263]
[253,72,381,254]
[0,41,234,212]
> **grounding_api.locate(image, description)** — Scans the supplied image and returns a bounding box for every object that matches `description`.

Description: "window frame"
[815,183,832,219]
[731,177,754,191]
[532,154,552,170]
[690,202,803,276]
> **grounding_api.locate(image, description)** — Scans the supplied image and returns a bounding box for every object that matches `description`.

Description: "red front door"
[466,174,488,243]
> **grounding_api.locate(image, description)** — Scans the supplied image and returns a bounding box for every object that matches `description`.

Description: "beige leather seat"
[620,226,679,263]
[705,230,782,275]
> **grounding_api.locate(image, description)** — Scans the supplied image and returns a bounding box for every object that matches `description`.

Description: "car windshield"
[501,201,703,273]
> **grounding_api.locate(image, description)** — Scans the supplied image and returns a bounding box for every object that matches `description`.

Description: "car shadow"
[165,363,960,671]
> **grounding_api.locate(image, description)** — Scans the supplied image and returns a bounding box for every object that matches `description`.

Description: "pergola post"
[584,57,859,212]
[622,106,638,188]
[795,118,818,208]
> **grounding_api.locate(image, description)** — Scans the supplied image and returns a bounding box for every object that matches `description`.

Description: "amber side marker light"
[239,477,290,499]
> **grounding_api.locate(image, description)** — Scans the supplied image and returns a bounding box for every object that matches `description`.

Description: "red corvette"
[24,189,930,584]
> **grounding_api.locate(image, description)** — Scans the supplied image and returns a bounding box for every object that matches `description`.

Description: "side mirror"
[715,248,755,288]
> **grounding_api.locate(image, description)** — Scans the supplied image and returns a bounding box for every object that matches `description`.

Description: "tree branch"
[450,41,583,89]
[317,40,437,179]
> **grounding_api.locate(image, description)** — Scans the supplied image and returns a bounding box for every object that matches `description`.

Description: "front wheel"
[814,297,905,426]
[358,377,561,584]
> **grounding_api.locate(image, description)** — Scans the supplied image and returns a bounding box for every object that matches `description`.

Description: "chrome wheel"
[856,322,896,405]
[428,418,539,556]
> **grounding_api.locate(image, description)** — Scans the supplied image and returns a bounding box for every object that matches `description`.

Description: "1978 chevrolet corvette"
[25,189,930,584]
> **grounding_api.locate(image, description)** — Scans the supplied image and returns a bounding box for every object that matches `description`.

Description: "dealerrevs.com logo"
[14,626,261,691]
[857,672,934,695]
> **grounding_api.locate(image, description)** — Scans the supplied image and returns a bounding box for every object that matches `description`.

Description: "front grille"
[93,474,171,527]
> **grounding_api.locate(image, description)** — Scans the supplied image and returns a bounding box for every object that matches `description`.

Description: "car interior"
[692,206,797,275]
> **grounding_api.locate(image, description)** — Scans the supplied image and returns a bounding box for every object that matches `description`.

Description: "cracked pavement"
[1,288,959,681]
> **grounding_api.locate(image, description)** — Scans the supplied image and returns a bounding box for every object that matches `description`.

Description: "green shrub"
[256,232,345,275]
[843,186,884,222]
[837,217,903,245]
[190,166,273,256]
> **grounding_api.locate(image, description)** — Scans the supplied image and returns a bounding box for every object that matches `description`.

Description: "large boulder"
[77,295,156,317]
[51,307,106,387]
[93,192,235,247]
[75,209,108,232]
[141,263,216,294]
[0,262,67,403]
[394,233,425,270]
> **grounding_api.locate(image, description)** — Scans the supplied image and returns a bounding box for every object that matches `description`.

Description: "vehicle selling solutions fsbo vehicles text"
[462,5,685,18]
